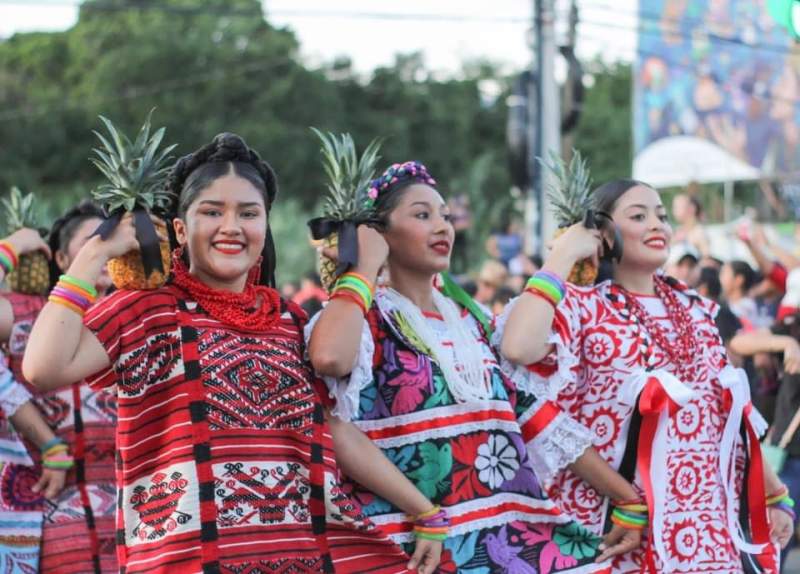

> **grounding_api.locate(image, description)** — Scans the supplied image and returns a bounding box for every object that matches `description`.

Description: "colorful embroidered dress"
[498,279,776,573]
[308,288,610,574]
[4,292,119,574]
[0,354,41,574]
[83,285,410,574]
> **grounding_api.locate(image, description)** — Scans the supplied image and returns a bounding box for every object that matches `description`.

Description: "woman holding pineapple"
[500,179,794,573]
[23,132,443,574]
[0,202,120,574]
[308,162,648,573]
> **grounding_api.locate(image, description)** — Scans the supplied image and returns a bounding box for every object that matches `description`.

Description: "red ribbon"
[520,400,561,441]
[723,391,777,572]
[636,376,682,573]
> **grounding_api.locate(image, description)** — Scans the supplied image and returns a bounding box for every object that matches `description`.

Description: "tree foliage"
[0,0,633,280]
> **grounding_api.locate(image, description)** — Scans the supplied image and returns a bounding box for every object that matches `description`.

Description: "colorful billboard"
[633,0,800,187]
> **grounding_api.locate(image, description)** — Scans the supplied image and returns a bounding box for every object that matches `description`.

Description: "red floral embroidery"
[443,431,492,505]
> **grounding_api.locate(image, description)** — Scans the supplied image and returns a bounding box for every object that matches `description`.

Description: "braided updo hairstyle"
[48,200,105,289]
[167,133,279,287]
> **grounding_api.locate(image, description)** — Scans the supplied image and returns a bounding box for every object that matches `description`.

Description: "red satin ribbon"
[723,391,777,572]
[636,376,682,573]
[520,400,561,441]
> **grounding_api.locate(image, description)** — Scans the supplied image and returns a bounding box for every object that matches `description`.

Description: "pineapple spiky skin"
[318,234,339,292]
[541,151,597,286]
[108,238,171,290]
[311,129,382,292]
[91,111,176,290]
[2,186,50,295]
[7,253,50,295]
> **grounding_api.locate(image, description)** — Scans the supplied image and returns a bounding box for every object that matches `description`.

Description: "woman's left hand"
[596,524,641,563]
[768,506,795,549]
[31,468,67,500]
[407,539,442,574]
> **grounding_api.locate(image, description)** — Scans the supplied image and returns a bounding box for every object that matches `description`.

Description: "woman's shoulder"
[88,285,180,323]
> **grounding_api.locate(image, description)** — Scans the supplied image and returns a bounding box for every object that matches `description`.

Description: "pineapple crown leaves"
[90,110,178,215]
[538,149,594,226]
[312,128,382,222]
[2,186,40,233]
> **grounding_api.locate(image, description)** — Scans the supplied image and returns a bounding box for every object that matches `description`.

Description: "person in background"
[671,188,710,258]
[485,215,523,268]
[731,302,800,571]
[474,259,508,306]
[668,250,700,286]
[292,271,328,317]
[720,260,759,330]
[490,285,516,315]
[447,193,472,275]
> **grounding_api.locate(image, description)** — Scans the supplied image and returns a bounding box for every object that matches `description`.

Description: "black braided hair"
[47,200,105,289]
[166,133,279,287]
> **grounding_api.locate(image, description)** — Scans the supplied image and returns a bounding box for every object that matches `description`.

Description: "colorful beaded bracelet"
[767,486,796,520]
[49,275,98,317]
[40,438,74,471]
[332,272,374,314]
[411,505,450,542]
[0,241,18,275]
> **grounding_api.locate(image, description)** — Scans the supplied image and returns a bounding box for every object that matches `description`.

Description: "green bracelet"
[59,274,98,299]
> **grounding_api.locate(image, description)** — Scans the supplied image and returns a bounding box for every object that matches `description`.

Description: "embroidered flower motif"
[475,434,519,489]
[552,522,601,560]
[582,325,622,368]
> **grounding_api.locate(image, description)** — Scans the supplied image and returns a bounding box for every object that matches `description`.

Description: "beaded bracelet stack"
[524,270,566,308]
[0,241,18,275]
[767,486,796,521]
[331,272,375,316]
[49,275,98,317]
[41,437,74,471]
[610,499,649,531]
[411,505,450,542]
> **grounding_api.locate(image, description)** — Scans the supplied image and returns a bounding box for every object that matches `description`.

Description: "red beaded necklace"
[611,275,699,374]
[170,251,282,333]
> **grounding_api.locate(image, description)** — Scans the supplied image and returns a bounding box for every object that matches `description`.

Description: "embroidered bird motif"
[484,525,538,574]
[406,442,452,500]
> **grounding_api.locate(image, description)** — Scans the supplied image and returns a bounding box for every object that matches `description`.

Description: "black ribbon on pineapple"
[307,215,382,277]
[92,207,164,278]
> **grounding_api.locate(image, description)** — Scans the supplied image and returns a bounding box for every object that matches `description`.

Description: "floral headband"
[365,161,437,208]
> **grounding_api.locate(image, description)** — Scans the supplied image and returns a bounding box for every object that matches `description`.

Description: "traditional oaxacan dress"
[497,277,778,573]
[308,287,611,574]
[4,292,118,573]
[0,355,42,573]
[82,275,411,574]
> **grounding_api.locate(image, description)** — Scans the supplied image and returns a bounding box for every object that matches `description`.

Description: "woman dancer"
[309,161,645,573]
[23,134,440,574]
[500,179,794,572]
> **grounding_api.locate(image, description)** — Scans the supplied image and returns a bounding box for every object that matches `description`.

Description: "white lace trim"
[526,411,594,485]
[0,365,31,418]
[304,308,374,423]
[493,295,579,400]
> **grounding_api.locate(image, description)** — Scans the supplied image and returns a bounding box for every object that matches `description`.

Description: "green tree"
[573,61,632,185]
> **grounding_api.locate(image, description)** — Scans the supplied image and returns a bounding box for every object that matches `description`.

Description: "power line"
[0,57,291,122]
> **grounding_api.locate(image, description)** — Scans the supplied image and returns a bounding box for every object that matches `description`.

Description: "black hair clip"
[583,209,623,263]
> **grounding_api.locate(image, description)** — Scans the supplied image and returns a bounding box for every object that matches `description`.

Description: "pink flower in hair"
[367,186,379,200]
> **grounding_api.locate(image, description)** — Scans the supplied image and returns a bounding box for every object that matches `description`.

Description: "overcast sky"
[0,0,638,73]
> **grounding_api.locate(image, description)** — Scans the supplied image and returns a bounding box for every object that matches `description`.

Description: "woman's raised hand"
[544,222,603,278]
[5,228,51,259]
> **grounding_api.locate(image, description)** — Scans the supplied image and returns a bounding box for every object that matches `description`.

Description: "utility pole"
[530,0,560,251]
[561,0,579,160]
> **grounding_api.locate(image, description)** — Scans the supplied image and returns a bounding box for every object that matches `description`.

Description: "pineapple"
[1,187,50,295]
[540,150,597,286]
[90,112,176,290]
[310,129,382,291]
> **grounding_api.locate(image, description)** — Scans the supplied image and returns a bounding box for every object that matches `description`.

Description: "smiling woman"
[499,179,795,573]
[307,162,649,573]
[20,133,425,574]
